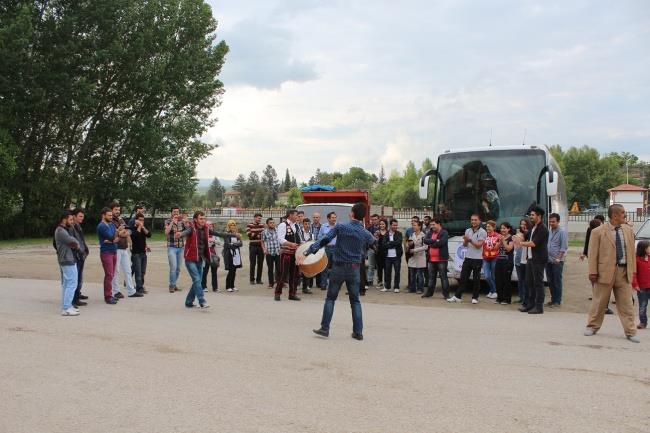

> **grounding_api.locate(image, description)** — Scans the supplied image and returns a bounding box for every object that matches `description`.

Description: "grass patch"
[568,239,584,248]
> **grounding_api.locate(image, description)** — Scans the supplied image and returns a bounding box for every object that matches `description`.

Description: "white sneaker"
[232,287,239,292]
[486,292,496,299]
[471,298,479,304]
[394,288,400,293]
[227,288,234,292]
[380,288,389,292]
[448,296,461,303]
[71,306,79,311]
[61,307,80,316]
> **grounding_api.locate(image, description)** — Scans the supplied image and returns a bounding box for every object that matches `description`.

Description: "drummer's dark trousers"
[275,253,299,296]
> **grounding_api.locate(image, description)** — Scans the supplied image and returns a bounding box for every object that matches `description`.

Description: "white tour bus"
[419,145,568,280]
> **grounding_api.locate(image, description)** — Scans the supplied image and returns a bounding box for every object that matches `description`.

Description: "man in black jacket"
[422,218,450,298]
[515,206,549,314]
[381,219,403,292]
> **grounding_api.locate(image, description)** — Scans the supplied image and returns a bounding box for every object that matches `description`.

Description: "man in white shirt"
[318,212,338,290]
[449,214,486,304]
[274,209,302,301]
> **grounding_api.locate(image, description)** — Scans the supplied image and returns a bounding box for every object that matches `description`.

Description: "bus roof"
[439,144,550,154]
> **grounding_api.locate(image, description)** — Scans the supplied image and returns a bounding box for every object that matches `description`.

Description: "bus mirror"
[419,176,430,199]
[546,171,559,196]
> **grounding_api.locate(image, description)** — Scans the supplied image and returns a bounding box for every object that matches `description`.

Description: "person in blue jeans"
[165,206,186,293]
[299,202,375,340]
[546,212,567,307]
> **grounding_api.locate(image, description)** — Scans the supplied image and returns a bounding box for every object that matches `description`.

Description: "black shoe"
[302,288,313,294]
[185,303,195,308]
[351,332,364,341]
[114,292,125,299]
[421,292,433,298]
[141,289,148,294]
[288,295,301,301]
[105,298,118,305]
[605,308,614,315]
[128,292,144,298]
[256,280,262,285]
[313,328,329,337]
[250,280,255,285]
[360,290,366,296]
[274,295,281,301]
[528,307,543,314]
[73,300,87,307]
[79,294,88,300]
[519,306,532,312]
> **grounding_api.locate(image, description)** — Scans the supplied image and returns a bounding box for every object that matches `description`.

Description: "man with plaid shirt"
[261,218,281,289]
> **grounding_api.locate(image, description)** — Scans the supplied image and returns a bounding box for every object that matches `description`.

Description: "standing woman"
[222,220,243,292]
[514,218,531,305]
[374,219,388,289]
[482,220,501,299]
[495,222,515,304]
[407,220,427,294]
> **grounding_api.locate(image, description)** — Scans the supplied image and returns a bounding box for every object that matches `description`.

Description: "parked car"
[636,218,650,241]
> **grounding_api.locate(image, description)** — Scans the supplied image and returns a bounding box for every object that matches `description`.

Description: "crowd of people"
[52,201,649,343]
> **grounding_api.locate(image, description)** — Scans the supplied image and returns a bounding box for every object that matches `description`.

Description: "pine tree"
[283,169,291,192]
[379,165,386,184]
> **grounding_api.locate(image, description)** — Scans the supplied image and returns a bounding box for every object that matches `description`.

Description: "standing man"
[128,204,145,229]
[299,202,375,340]
[130,212,151,295]
[165,206,186,293]
[448,214,486,304]
[422,218,450,299]
[110,202,140,299]
[274,209,302,301]
[70,208,89,307]
[55,211,80,316]
[365,214,380,288]
[97,208,119,305]
[514,206,549,314]
[382,219,403,293]
[546,213,568,308]
[177,210,225,309]
[318,212,338,290]
[584,204,639,342]
[247,213,265,285]
[261,218,281,289]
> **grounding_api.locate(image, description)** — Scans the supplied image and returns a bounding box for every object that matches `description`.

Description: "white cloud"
[199,0,650,183]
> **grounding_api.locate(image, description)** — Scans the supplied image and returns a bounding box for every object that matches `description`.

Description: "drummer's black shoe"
[313,328,329,337]
[288,295,301,301]
[351,332,363,341]
[360,289,366,296]
[302,288,313,294]
[274,295,281,301]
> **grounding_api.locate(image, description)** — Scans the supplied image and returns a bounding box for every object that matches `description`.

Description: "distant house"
[277,191,290,206]
[607,184,648,213]
[223,189,241,206]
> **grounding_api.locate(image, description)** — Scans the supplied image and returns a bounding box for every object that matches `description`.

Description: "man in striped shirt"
[261,218,281,289]
[246,213,265,285]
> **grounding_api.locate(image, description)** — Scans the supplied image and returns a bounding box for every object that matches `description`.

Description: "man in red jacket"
[177,211,240,309]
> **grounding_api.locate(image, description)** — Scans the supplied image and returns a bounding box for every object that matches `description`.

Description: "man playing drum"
[275,209,302,301]
[298,202,376,340]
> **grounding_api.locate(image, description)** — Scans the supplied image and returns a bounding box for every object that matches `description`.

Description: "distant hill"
[197,178,234,189]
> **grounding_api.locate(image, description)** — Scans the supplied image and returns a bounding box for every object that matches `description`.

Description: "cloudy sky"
[198,0,650,183]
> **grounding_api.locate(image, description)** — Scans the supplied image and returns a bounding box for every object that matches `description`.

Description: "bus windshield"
[434,149,547,235]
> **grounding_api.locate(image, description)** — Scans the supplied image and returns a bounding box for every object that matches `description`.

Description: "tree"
[206,177,225,206]
[282,169,291,192]
[0,0,228,236]
[378,165,386,184]
[260,165,279,207]
[287,187,302,207]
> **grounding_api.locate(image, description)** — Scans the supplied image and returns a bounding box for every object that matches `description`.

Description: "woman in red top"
[482,220,501,299]
[632,240,650,329]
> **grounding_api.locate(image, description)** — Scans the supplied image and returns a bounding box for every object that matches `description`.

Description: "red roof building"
[608,184,648,213]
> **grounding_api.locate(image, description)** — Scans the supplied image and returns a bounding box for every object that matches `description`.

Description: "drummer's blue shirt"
[306,220,375,264]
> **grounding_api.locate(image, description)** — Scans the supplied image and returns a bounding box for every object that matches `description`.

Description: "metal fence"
[568,211,648,223]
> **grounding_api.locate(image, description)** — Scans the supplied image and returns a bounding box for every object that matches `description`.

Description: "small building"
[607,183,648,213]
[223,189,241,206]
[276,191,290,206]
